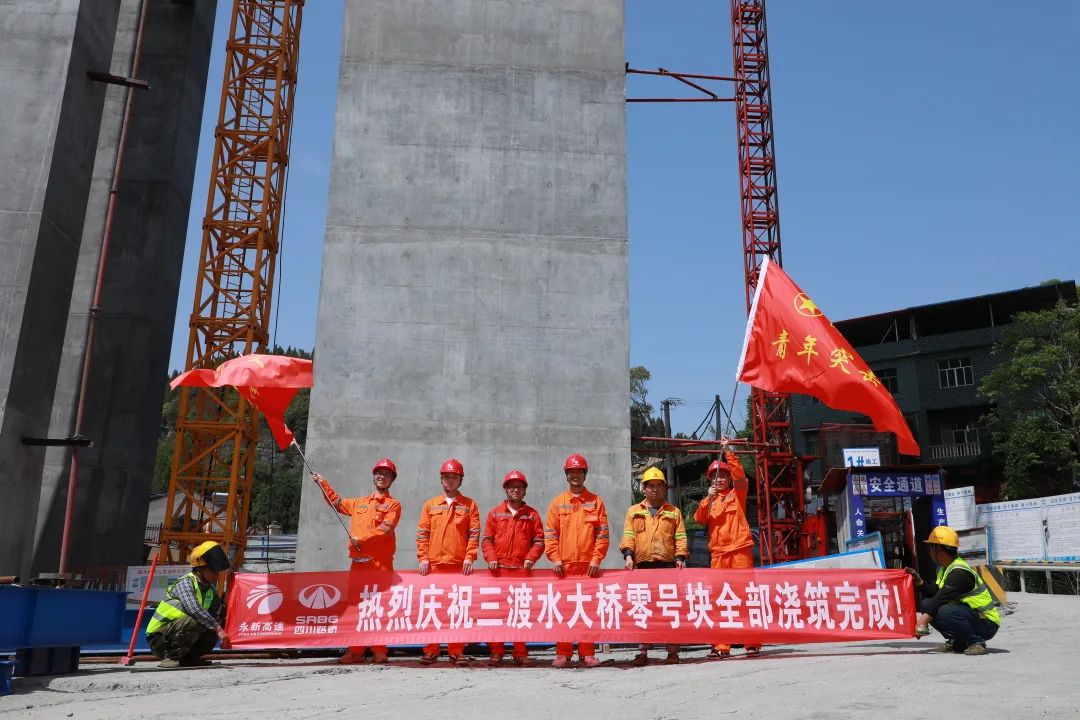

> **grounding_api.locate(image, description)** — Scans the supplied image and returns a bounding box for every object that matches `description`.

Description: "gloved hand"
[312,473,340,506]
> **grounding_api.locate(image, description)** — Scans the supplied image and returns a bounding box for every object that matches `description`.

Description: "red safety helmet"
[563,453,589,472]
[372,457,397,478]
[707,460,731,479]
[503,470,527,488]
[440,458,464,476]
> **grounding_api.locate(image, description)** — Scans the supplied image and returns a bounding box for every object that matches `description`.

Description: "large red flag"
[170,354,313,449]
[736,259,920,456]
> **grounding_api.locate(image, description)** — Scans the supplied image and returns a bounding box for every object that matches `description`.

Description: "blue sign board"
[850,472,944,497]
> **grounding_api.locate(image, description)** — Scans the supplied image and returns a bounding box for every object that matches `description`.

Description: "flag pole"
[735,256,771,382]
[289,439,363,554]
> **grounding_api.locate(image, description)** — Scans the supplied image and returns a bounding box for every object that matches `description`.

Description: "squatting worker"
[621,467,689,666]
[905,526,1000,656]
[314,457,402,664]
[416,458,481,666]
[145,541,230,669]
[481,469,545,666]
[544,452,610,668]
[694,443,761,658]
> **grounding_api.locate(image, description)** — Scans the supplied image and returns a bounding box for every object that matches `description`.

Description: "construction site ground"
[4,592,1077,720]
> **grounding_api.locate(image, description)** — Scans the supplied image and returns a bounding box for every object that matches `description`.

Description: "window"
[938,357,974,388]
[940,418,976,445]
[876,367,899,394]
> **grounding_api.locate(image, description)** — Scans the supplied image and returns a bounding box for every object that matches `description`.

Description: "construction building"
[295,0,631,569]
[0,0,215,578]
[792,280,1078,502]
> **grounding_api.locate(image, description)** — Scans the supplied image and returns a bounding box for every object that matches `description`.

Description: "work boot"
[581,656,601,668]
[551,655,571,668]
[513,656,534,667]
[158,659,180,669]
[630,653,649,667]
[963,644,988,656]
[337,652,365,665]
[929,641,954,653]
[486,654,504,667]
[419,653,438,666]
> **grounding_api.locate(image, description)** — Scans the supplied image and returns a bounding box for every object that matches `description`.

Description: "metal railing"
[927,441,981,459]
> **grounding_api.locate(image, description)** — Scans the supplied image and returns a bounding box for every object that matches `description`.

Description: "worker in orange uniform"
[621,467,689,666]
[694,444,761,658]
[416,458,481,666]
[544,453,610,668]
[481,469,545,666]
[314,457,402,664]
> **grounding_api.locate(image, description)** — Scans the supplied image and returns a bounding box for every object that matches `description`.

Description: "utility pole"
[662,399,679,507]
[714,394,722,441]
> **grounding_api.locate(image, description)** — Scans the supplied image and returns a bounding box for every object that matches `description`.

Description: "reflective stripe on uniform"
[146,572,215,635]
[937,557,1001,625]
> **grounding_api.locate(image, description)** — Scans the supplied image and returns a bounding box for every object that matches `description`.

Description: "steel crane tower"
[731,0,806,564]
[159,0,303,567]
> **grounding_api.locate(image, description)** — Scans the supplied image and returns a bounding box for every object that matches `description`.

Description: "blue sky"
[170,0,1079,436]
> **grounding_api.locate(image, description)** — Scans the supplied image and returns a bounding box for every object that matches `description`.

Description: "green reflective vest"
[936,557,1000,626]
[145,572,216,636]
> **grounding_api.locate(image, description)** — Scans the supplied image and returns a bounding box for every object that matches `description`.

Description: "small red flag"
[735,259,920,456]
[170,354,313,449]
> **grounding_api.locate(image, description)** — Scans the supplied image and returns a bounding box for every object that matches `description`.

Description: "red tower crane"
[628,0,809,564]
[730,0,806,564]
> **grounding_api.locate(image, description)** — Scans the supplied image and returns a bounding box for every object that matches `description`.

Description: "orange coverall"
[482,501,545,659]
[619,501,690,564]
[620,501,689,656]
[416,494,481,657]
[330,489,401,658]
[544,489,610,659]
[693,451,759,653]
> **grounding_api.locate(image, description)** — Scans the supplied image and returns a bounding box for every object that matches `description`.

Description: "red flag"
[170,354,313,449]
[736,259,920,456]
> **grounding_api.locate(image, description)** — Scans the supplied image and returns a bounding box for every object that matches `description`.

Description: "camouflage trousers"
[147,616,218,663]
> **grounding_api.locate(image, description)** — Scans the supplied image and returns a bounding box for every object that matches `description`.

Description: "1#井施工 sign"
[226,568,916,647]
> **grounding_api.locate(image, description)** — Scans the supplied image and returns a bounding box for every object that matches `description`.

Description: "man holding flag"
[313,459,402,664]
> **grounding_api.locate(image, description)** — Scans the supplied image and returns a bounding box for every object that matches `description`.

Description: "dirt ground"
[4,592,1078,720]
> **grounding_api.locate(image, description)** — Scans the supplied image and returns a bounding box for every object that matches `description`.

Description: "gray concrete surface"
[298,0,630,570]
[0,0,122,578]
[33,0,215,576]
[6,593,1078,719]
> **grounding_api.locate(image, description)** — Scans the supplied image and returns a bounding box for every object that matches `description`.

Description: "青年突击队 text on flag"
[170,354,313,449]
[735,259,919,456]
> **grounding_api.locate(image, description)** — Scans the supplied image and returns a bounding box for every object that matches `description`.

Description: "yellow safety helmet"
[641,467,667,488]
[923,526,960,548]
[189,541,231,571]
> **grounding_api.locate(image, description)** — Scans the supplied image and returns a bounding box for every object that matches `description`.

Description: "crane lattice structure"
[159,0,303,567]
[627,0,809,564]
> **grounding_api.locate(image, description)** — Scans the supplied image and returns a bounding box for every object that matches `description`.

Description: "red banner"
[226,569,915,647]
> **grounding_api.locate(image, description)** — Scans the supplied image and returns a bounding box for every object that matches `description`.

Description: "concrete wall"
[0,0,123,577]
[32,0,216,575]
[297,0,630,571]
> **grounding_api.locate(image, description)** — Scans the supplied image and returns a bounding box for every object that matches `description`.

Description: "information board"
[125,565,188,607]
[976,492,1080,562]
[944,486,977,531]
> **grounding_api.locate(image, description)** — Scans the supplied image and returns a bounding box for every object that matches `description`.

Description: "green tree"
[980,302,1080,499]
[630,365,665,440]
